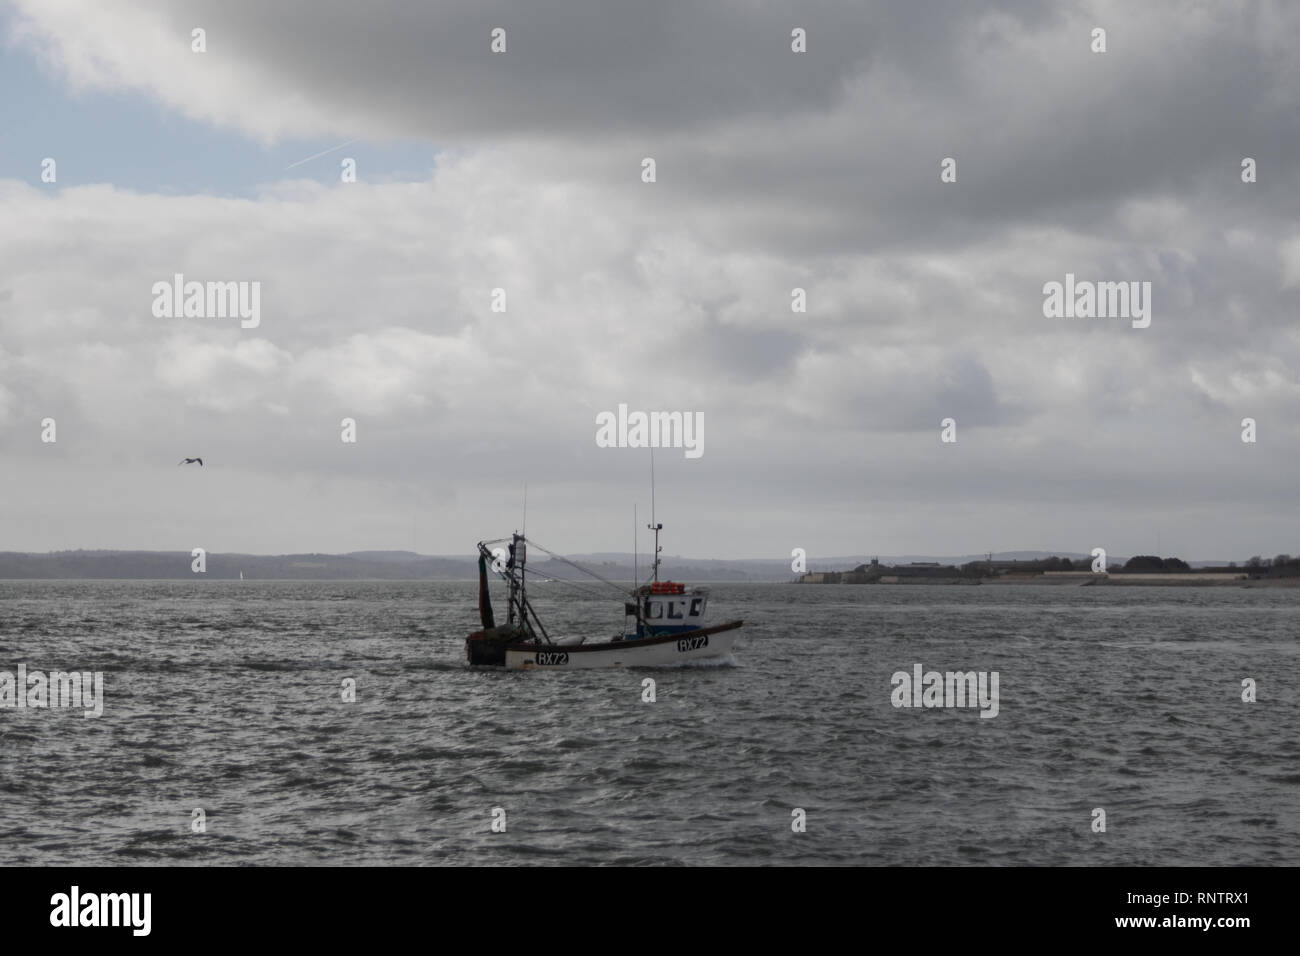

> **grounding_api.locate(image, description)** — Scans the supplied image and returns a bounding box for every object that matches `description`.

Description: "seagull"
[178,458,203,466]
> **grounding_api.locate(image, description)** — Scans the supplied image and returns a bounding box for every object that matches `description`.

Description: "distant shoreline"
[799,573,1300,588]
[2,576,1297,588]
[3,550,1296,585]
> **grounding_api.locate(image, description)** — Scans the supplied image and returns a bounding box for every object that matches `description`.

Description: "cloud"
[2,1,1299,557]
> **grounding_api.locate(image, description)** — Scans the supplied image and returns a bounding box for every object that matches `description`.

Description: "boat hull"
[502,620,742,670]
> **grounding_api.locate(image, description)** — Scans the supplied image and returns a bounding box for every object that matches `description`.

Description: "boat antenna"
[522,481,528,538]
[647,448,662,583]
[632,503,647,634]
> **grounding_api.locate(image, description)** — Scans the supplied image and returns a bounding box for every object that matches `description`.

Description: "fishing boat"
[465,523,743,670]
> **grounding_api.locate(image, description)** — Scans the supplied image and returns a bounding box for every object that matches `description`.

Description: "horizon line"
[0,547,1258,564]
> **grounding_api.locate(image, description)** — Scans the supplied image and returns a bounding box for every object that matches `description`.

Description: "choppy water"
[0,581,1296,865]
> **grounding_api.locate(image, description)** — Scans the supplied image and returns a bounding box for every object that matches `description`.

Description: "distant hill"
[0,550,798,581]
[0,550,477,580]
[344,550,426,563]
[0,549,1239,580]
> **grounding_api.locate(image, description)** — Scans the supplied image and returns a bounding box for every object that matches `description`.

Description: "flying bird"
[178,458,203,467]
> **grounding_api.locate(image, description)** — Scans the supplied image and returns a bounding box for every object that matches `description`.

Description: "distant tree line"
[1120,555,1190,571]
[1240,554,1300,576]
[954,554,1300,576]
[1245,554,1297,568]
[1113,554,1299,575]
[958,556,1079,575]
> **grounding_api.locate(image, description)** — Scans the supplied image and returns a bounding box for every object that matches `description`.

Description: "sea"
[1,581,1296,866]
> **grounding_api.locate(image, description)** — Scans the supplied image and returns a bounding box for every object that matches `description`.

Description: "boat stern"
[466,626,524,666]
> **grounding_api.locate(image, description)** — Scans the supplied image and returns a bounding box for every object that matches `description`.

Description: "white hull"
[504,622,740,670]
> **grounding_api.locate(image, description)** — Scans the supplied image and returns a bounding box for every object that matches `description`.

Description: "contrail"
[285,139,357,170]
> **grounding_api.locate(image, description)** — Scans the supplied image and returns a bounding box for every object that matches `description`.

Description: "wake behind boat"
[465,524,743,670]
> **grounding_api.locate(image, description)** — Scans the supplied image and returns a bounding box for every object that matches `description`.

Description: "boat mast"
[648,448,662,583]
[518,482,527,617]
[512,532,527,623]
[505,538,517,627]
[480,537,549,643]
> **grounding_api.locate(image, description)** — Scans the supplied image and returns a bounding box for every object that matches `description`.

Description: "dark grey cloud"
[4,0,1300,559]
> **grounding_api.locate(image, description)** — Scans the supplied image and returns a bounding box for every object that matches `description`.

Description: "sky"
[0,0,1297,562]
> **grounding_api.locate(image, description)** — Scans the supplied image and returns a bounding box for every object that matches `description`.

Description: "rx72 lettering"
[677,634,709,652]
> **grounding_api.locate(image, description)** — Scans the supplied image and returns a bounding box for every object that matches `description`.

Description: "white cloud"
[3,1,1300,556]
